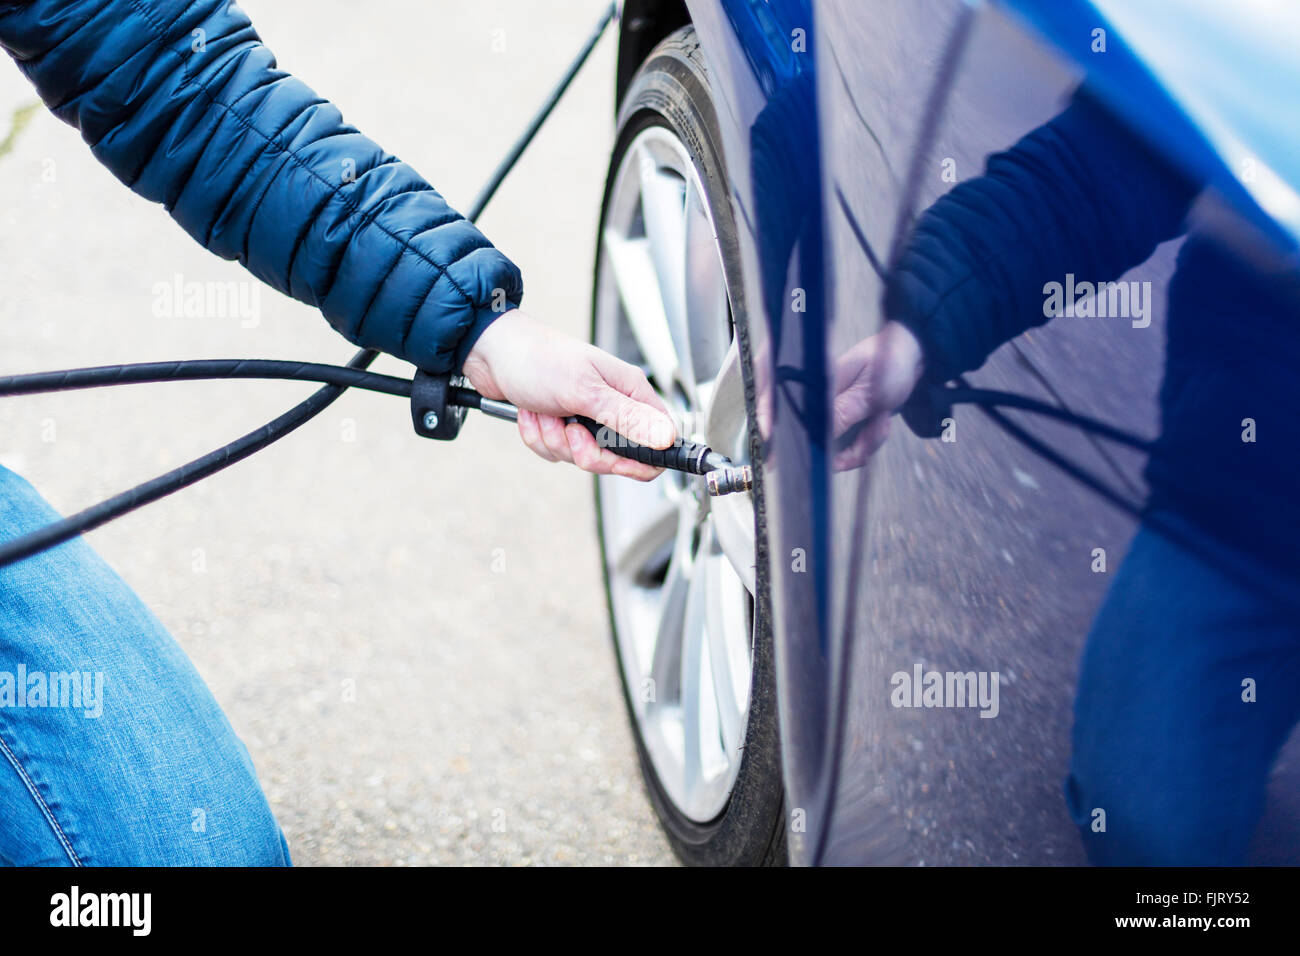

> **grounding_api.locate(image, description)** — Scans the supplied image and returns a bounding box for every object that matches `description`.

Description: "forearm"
[0,0,521,372]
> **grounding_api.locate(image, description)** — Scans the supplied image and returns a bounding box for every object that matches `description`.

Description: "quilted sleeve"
[0,0,523,373]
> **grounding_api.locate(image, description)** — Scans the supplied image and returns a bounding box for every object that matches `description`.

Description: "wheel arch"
[616,0,693,109]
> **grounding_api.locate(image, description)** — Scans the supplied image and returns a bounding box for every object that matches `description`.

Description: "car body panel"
[818,0,1300,866]
[617,0,1300,865]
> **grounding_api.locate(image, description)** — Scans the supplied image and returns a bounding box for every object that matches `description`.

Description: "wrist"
[883,319,925,385]
[458,305,520,377]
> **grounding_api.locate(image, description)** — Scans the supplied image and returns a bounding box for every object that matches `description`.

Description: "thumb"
[589,385,678,450]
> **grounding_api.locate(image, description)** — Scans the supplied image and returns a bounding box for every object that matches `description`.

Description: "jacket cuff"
[454,298,520,373]
[884,275,956,385]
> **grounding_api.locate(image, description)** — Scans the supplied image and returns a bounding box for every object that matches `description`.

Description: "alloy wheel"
[595,125,758,823]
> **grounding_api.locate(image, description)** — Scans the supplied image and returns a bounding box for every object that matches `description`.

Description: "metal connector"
[706,465,754,497]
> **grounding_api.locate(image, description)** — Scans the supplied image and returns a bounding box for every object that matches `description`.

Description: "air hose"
[899,378,1153,519]
[0,360,414,400]
[0,2,617,569]
[0,0,1161,569]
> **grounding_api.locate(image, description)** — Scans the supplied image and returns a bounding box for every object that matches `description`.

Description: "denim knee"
[0,466,290,867]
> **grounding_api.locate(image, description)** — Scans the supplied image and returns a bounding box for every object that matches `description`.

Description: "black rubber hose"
[965,396,1144,519]
[0,2,618,569]
[467,2,617,218]
[0,348,382,568]
[0,359,414,399]
[939,385,1152,452]
[568,415,712,474]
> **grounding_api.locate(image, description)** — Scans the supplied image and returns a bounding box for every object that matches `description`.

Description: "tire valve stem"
[706,465,754,497]
[702,451,753,497]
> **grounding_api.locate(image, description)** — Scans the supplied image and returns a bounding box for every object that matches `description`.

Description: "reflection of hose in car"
[932,385,1152,452]
[942,381,1149,520]
[876,375,1300,610]
[896,376,1152,518]
[835,377,1152,518]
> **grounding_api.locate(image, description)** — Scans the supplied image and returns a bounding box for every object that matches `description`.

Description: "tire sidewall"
[592,27,785,867]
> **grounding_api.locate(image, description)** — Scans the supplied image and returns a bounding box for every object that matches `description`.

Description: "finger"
[866,412,892,453]
[833,393,873,442]
[596,354,672,414]
[834,415,891,472]
[833,441,871,472]
[565,423,663,480]
[538,413,576,465]
[610,456,665,481]
[565,422,612,473]
[585,384,679,450]
[833,336,877,393]
[589,356,678,449]
[830,338,886,439]
[517,409,558,463]
[833,416,885,471]
[832,366,879,439]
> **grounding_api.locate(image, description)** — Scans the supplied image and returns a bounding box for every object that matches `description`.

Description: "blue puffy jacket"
[0,0,523,373]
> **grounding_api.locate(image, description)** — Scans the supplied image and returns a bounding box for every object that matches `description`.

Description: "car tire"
[591,25,786,867]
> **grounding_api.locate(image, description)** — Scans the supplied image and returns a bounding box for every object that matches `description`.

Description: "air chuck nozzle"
[706,465,754,497]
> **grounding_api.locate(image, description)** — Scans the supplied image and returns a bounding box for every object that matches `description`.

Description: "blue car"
[591,0,1300,865]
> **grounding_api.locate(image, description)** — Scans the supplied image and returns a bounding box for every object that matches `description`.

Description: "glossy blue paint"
[1000,0,1300,252]
[627,0,1300,865]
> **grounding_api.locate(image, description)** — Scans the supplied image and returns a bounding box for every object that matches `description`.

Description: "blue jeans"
[0,467,289,866]
[1065,513,1300,865]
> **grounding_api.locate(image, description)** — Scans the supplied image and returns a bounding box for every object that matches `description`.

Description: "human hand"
[461,310,678,480]
[831,320,925,471]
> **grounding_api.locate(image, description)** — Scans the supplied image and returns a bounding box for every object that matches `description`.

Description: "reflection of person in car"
[837,89,1300,865]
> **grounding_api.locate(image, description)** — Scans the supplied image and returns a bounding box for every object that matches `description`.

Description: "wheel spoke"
[684,177,731,390]
[701,541,749,753]
[710,491,757,596]
[601,228,680,393]
[679,538,713,800]
[607,489,678,580]
[647,518,694,706]
[703,337,744,455]
[637,147,696,397]
[702,337,757,593]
